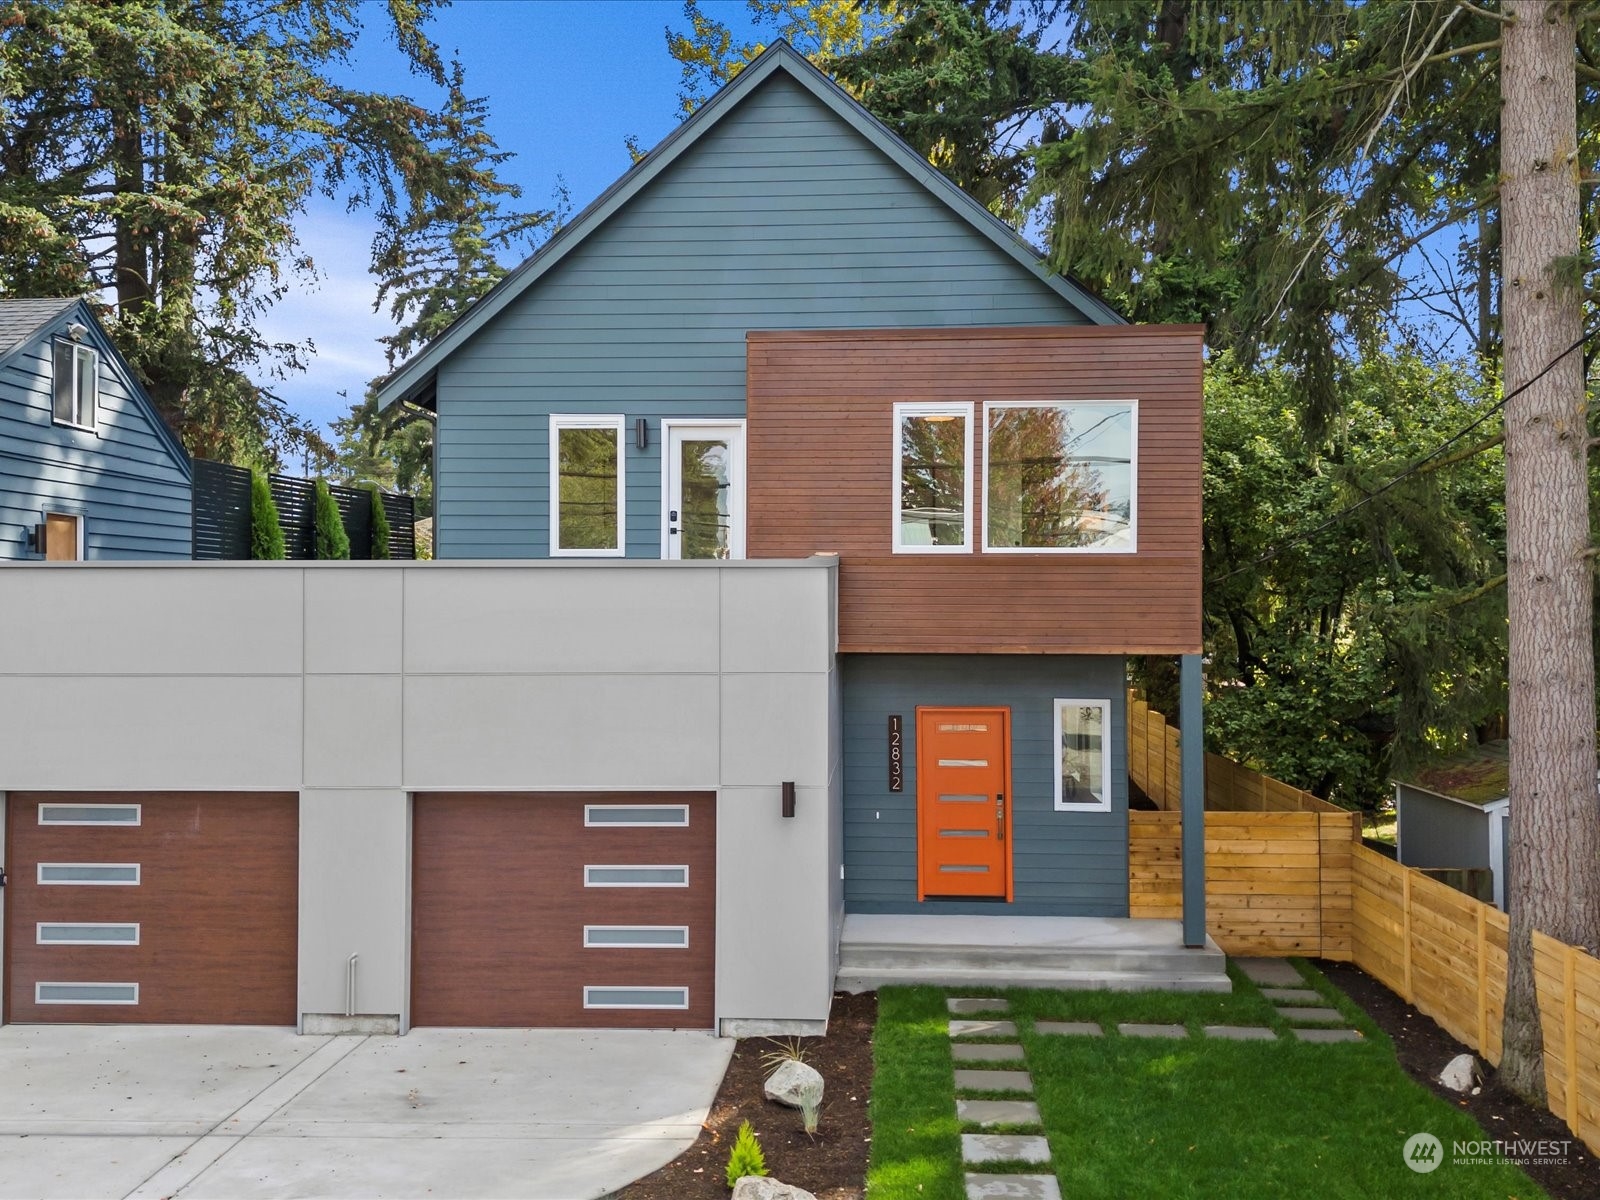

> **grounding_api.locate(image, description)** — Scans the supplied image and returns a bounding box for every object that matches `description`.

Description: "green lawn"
[866,963,1545,1199]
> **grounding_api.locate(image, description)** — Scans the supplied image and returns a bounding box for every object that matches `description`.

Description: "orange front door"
[915,707,1011,900]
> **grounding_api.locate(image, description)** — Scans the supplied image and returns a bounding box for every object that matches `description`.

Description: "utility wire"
[1209,325,1600,585]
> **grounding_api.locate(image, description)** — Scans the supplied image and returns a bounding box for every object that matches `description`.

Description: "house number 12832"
[888,714,903,792]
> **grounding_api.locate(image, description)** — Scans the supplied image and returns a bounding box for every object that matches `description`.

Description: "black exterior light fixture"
[781,781,796,818]
[635,417,649,450]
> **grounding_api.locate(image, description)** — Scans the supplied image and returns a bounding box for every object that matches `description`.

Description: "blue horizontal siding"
[0,320,191,560]
[435,72,1087,559]
[842,654,1129,917]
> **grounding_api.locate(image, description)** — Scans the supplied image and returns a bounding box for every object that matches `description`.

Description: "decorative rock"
[763,1059,824,1110]
[953,1043,1026,1062]
[961,1133,1051,1165]
[948,997,1010,1015]
[1292,1027,1362,1043]
[1203,1025,1276,1041]
[953,1069,1032,1093]
[1260,988,1322,1004]
[732,1178,818,1200]
[1276,1007,1344,1024]
[957,1098,1042,1127]
[1117,1023,1188,1038]
[950,1019,1019,1038]
[964,1173,1063,1199]
[1235,958,1304,987]
[1034,1020,1104,1037]
[1438,1053,1479,1093]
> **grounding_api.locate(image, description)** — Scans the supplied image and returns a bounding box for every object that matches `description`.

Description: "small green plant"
[312,478,351,560]
[758,1037,809,1072]
[249,470,286,560]
[368,484,391,559]
[724,1119,768,1188]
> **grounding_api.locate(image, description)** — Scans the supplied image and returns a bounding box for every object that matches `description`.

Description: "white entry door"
[663,421,745,560]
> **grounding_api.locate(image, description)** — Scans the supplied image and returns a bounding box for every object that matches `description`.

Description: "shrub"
[249,470,286,560]
[368,484,391,559]
[312,479,351,560]
[724,1120,768,1188]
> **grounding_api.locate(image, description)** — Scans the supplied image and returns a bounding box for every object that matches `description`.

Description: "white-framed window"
[1054,699,1112,811]
[583,926,690,949]
[37,922,141,946]
[582,986,689,1010]
[584,864,689,887]
[893,402,972,553]
[37,862,141,886]
[584,804,690,827]
[983,401,1137,553]
[35,982,138,1005]
[550,414,625,556]
[38,803,141,826]
[52,339,98,430]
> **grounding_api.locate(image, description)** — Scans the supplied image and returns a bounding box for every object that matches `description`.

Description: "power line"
[1208,326,1599,585]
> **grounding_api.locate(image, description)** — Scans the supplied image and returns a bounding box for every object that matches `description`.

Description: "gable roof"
[0,296,191,475]
[376,40,1122,411]
[0,297,79,363]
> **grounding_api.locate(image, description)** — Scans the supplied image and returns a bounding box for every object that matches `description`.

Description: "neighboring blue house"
[0,297,191,560]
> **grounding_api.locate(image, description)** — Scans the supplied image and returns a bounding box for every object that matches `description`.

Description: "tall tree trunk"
[1498,0,1600,1103]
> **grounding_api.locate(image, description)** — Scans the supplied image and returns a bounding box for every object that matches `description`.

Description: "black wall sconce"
[781,781,796,818]
[635,417,649,450]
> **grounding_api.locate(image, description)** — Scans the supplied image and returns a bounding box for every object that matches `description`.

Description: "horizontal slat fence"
[192,460,416,560]
[1128,810,1357,958]
[1127,691,1341,813]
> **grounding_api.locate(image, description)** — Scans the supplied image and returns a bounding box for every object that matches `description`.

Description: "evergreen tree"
[368,484,392,560]
[312,479,350,560]
[249,470,286,561]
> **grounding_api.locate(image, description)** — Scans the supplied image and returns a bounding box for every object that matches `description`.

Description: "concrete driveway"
[0,1025,733,1200]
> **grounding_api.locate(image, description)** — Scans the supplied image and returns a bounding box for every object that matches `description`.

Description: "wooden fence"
[1129,810,1356,958]
[1127,691,1340,813]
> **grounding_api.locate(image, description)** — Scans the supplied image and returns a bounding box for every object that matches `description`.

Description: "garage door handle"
[996,793,1005,842]
[0,866,6,888]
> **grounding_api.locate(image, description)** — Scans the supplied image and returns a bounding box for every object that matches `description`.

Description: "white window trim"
[52,339,99,431]
[38,803,141,826]
[35,982,139,1006]
[584,864,690,888]
[892,401,973,554]
[37,862,141,886]
[981,399,1139,555]
[582,925,691,949]
[582,986,690,1010]
[658,418,747,560]
[549,413,626,557]
[37,922,141,946]
[584,804,690,827]
[1054,698,1113,812]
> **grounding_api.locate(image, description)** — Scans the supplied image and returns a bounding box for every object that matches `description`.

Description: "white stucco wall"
[0,559,839,1031]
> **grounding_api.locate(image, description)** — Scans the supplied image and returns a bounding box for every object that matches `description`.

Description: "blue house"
[0,298,191,560]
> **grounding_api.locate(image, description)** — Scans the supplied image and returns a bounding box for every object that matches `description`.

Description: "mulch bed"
[1319,959,1598,1200]
[618,991,876,1199]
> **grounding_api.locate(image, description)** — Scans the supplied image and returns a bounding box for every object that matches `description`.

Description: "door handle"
[996,792,1005,842]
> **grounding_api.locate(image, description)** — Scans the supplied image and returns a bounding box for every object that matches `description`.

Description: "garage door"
[3,793,298,1024]
[412,792,715,1029]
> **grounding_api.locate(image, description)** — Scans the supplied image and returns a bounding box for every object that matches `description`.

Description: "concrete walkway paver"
[948,998,1011,1015]
[954,1069,1032,1092]
[1276,1006,1345,1024]
[950,1019,1019,1038]
[953,1043,1027,1062]
[1034,1021,1102,1037]
[957,1099,1042,1126]
[1117,1023,1188,1038]
[1293,1027,1364,1043]
[1203,1025,1276,1041]
[964,1173,1063,1199]
[1260,987,1321,1004]
[1235,958,1304,987]
[961,1134,1051,1165]
[0,1024,733,1200]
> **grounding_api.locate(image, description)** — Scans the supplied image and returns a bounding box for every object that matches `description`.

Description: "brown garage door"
[3,792,298,1024]
[412,792,715,1029]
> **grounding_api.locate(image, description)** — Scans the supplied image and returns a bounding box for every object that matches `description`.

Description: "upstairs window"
[984,401,1135,552]
[52,340,98,429]
[550,414,624,556]
[893,402,971,552]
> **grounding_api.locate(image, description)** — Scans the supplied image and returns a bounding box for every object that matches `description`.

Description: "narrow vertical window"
[550,415,625,556]
[52,341,98,429]
[984,401,1135,552]
[893,402,971,552]
[1054,699,1111,811]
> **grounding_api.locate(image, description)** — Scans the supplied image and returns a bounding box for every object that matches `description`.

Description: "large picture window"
[1055,698,1111,811]
[550,415,625,556]
[984,401,1136,552]
[893,402,971,552]
[52,340,98,429]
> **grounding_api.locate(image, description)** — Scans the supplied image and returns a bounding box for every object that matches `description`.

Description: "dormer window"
[52,339,97,429]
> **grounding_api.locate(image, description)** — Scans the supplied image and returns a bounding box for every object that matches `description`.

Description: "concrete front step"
[837,944,1224,976]
[835,965,1233,993]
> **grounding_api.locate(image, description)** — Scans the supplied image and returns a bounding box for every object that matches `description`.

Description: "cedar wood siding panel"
[842,654,1129,917]
[745,326,1204,654]
[432,72,1087,559]
[0,320,191,560]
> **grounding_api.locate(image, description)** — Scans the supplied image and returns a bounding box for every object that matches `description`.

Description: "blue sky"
[260,1,760,448]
